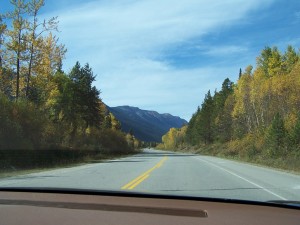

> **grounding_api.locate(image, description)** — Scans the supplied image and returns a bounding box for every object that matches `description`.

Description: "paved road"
[0,149,299,202]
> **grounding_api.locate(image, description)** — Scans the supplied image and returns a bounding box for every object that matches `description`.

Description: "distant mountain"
[107,106,187,142]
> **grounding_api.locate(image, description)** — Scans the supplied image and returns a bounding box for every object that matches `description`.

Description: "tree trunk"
[26,42,34,97]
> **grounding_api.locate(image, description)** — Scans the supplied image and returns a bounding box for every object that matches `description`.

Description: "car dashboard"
[0,188,299,225]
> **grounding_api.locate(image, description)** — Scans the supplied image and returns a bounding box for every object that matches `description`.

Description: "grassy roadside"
[173,143,300,174]
[0,149,141,179]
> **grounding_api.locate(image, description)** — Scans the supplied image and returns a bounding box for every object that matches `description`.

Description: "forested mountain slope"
[107,106,187,142]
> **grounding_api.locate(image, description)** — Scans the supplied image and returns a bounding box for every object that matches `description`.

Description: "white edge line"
[194,157,287,200]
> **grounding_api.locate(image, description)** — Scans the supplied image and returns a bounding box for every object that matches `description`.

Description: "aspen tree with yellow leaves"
[0,0,138,160]
[162,45,300,170]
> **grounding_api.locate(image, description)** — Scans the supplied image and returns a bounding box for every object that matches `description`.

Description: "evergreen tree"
[185,109,199,145]
[197,90,214,144]
[266,113,286,156]
[239,68,242,79]
[79,63,102,129]
[268,46,282,76]
[51,62,103,144]
[290,113,300,146]
[213,78,234,142]
[282,45,299,74]
[257,46,272,77]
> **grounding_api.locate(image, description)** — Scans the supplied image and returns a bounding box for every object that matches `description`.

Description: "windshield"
[0,0,300,204]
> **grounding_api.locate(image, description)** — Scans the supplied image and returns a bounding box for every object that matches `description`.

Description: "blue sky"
[2,0,300,120]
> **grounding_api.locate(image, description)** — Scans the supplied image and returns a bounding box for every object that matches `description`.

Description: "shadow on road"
[103,160,146,163]
[5,175,60,181]
[134,151,196,158]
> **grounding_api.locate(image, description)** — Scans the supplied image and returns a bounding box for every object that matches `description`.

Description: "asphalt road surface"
[0,149,299,202]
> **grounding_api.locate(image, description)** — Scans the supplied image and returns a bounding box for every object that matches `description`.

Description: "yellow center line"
[128,174,149,190]
[121,156,168,190]
[156,156,168,168]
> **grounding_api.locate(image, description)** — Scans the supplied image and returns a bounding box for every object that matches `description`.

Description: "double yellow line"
[121,156,168,190]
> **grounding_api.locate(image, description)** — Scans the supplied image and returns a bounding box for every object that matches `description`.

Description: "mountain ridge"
[107,105,187,142]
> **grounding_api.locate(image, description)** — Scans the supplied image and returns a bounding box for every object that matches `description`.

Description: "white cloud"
[203,45,248,56]
[98,63,241,120]
[43,0,274,120]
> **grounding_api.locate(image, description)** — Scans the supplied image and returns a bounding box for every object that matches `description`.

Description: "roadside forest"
[159,46,300,171]
[0,0,140,170]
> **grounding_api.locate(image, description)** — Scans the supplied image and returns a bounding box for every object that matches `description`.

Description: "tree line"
[159,46,300,170]
[0,0,140,154]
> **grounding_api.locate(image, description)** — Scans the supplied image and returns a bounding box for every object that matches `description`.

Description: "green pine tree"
[266,113,286,156]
